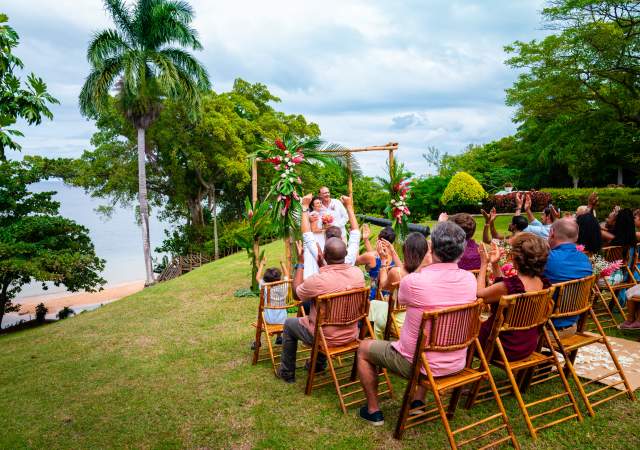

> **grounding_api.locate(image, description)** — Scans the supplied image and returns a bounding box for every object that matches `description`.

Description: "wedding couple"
[307,186,349,249]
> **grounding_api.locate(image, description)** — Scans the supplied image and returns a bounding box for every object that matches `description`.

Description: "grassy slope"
[2,219,639,449]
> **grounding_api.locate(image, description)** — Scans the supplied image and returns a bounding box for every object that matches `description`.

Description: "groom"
[318,186,348,238]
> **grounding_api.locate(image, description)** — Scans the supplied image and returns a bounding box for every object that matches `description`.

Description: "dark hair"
[543,207,552,217]
[378,226,396,244]
[431,221,467,263]
[451,213,476,240]
[510,233,549,278]
[611,208,637,247]
[402,232,428,273]
[309,196,322,212]
[512,215,529,231]
[263,267,282,283]
[576,212,602,254]
[325,225,342,240]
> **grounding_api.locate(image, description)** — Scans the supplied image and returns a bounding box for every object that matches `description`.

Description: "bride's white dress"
[309,211,326,250]
[303,211,325,279]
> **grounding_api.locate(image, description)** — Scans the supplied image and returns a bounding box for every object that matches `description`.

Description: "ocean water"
[17,180,170,298]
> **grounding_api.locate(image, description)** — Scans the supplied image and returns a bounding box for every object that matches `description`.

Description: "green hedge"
[541,187,640,215]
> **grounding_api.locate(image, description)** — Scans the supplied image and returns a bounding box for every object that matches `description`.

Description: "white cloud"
[5,0,549,175]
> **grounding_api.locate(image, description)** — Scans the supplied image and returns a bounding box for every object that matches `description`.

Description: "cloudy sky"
[6,0,549,176]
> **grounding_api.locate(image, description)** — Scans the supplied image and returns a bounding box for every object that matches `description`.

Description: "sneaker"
[305,359,327,373]
[275,335,283,345]
[359,406,384,426]
[276,369,295,384]
[620,321,640,330]
[409,400,426,416]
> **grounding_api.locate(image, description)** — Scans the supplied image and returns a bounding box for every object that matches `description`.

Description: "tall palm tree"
[79,0,210,285]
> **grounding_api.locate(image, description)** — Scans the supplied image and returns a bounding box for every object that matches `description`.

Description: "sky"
[5,0,550,177]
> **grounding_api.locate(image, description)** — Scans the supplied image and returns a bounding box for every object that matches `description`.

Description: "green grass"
[2,230,639,449]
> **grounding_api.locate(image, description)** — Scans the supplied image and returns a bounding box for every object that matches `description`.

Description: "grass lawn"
[2,219,639,449]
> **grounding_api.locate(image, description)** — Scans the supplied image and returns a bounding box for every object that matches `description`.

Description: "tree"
[78,0,210,285]
[505,0,640,185]
[0,161,105,328]
[0,14,58,160]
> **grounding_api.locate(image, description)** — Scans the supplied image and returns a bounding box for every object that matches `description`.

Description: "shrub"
[484,191,552,213]
[57,306,74,320]
[541,187,640,216]
[35,303,48,323]
[440,172,487,214]
[407,175,450,220]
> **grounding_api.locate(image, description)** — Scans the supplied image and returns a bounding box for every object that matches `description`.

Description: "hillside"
[1,239,639,449]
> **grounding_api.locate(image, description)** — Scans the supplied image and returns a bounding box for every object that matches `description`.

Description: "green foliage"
[541,187,640,216]
[78,0,210,127]
[504,0,640,184]
[440,172,487,213]
[0,160,105,327]
[35,303,48,323]
[0,14,58,159]
[406,175,450,220]
[57,306,74,320]
[377,162,412,239]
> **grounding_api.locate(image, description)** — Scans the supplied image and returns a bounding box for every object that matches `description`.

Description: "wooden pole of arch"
[251,159,260,289]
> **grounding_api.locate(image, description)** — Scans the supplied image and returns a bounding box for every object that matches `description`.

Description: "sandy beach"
[16,280,145,315]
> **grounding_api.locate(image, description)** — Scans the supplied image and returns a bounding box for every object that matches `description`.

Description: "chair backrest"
[316,287,370,327]
[388,282,404,313]
[420,300,484,352]
[260,279,294,310]
[498,287,555,332]
[602,245,629,264]
[551,275,597,318]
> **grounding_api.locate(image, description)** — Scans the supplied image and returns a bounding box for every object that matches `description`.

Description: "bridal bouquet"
[322,214,334,225]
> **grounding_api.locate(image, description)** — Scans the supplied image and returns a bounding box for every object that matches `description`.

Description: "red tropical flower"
[275,139,286,151]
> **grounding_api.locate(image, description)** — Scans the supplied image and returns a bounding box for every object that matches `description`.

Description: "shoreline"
[16,280,145,315]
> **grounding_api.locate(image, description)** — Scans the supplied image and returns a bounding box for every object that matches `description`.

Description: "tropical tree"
[0,160,105,328]
[78,0,210,285]
[0,14,58,160]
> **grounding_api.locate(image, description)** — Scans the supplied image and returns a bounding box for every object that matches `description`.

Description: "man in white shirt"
[514,192,557,239]
[300,193,360,279]
[319,186,348,238]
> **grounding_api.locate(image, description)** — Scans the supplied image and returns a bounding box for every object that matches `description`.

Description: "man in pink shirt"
[277,235,365,383]
[356,221,477,425]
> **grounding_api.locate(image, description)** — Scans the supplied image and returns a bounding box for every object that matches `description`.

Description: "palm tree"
[79,0,210,285]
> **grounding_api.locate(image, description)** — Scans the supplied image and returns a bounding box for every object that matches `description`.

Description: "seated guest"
[356,225,397,300]
[603,208,637,248]
[277,237,365,383]
[483,206,528,244]
[544,219,593,337]
[300,194,361,279]
[517,192,555,239]
[477,232,550,361]
[367,232,428,339]
[621,284,640,329]
[450,212,481,270]
[356,222,476,425]
[576,209,602,254]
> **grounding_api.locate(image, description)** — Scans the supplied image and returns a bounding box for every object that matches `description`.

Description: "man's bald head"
[324,237,347,264]
[550,218,579,245]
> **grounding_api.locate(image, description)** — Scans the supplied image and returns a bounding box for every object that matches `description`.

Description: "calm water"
[17,180,170,298]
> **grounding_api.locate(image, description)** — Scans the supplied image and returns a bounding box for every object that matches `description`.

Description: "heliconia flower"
[248,210,254,219]
[292,155,304,164]
[275,139,286,150]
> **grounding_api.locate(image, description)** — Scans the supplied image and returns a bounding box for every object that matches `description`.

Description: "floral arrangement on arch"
[253,135,335,236]
[379,161,412,238]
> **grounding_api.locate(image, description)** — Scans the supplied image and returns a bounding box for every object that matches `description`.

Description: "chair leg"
[252,324,263,365]
[265,332,278,376]
[394,373,419,440]
[432,385,457,449]
[596,314,636,401]
[325,349,347,414]
[305,340,320,395]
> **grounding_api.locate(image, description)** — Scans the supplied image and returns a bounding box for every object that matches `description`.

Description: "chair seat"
[607,281,636,290]
[494,351,550,371]
[320,340,360,356]
[552,331,601,351]
[251,322,284,335]
[419,368,484,391]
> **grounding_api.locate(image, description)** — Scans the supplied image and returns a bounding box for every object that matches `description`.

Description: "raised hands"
[295,240,304,261]
[362,223,371,240]
[524,193,532,212]
[478,242,500,266]
[481,207,497,224]
[340,195,353,208]
[438,212,449,222]
[301,193,313,208]
[515,192,524,210]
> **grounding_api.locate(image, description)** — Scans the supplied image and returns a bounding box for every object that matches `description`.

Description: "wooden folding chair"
[252,279,305,375]
[601,245,637,317]
[395,300,519,449]
[305,287,393,413]
[383,283,403,341]
[545,275,634,416]
[589,283,619,331]
[466,287,583,440]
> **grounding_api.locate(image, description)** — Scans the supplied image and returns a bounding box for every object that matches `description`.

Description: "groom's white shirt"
[302,229,361,279]
[320,199,348,237]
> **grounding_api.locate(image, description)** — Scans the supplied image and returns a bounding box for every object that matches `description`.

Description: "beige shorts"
[367,340,413,379]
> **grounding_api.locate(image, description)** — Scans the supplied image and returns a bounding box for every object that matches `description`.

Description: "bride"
[308,196,326,250]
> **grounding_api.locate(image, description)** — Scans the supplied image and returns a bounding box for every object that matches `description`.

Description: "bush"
[484,191,552,213]
[407,175,450,220]
[35,303,48,323]
[440,172,487,214]
[57,306,74,320]
[541,187,640,216]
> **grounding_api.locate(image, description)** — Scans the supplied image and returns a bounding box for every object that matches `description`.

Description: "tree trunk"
[572,176,579,188]
[617,166,624,185]
[211,185,219,260]
[137,127,155,286]
[188,198,205,229]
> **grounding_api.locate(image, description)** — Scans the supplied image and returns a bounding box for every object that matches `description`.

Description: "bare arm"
[256,256,266,284]
[292,242,305,300]
[601,229,615,244]
[355,251,376,268]
[280,260,289,279]
[379,266,402,291]
[524,193,535,223]
[487,208,504,240]
[362,224,373,252]
[341,196,359,231]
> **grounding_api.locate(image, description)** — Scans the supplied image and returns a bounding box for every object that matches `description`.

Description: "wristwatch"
[301,207,309,212]
[294,263,304,269]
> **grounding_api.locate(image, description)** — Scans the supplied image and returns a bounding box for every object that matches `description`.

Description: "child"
[254,258,289,347]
